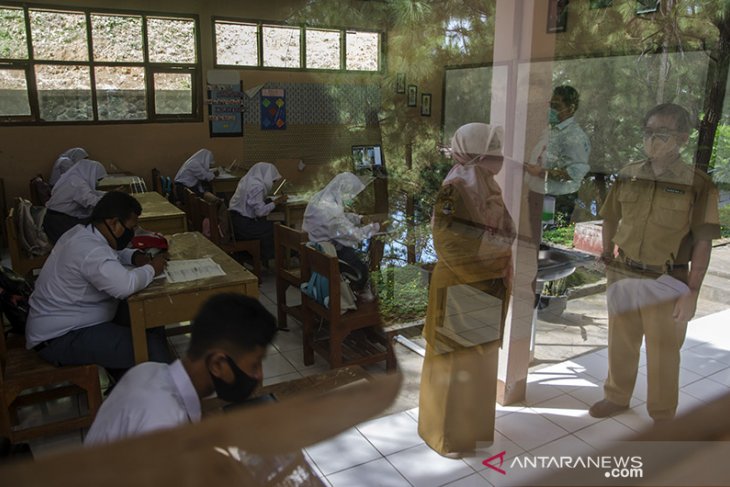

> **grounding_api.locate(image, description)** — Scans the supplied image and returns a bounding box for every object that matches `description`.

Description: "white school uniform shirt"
[85,360,201,446]
[302,172,378,248]
[50,147,88,185]
[526,116,591,196]
[174,149,216,192]
[229,162,280,218]
[25,224,155,348]
[45,159,107,218]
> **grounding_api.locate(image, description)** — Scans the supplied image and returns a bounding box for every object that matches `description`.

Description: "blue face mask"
[548,108,560,126]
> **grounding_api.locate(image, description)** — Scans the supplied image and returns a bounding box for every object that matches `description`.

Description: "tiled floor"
[12,265,730,486]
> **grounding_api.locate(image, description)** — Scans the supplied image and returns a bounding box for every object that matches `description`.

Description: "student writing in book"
[27,192,170,380]
[229,162,287,264]
[174,149,219,202]
[85,293,277,445]
[302,172,380,301]
[43,159,108,244]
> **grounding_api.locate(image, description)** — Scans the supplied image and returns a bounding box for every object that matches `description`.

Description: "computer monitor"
[351,144,384,173]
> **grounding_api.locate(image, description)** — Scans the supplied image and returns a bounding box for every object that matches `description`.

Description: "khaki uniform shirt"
[600,158,720,267]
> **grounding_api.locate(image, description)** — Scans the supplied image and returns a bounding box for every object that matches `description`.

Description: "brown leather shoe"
[589,399,629,418]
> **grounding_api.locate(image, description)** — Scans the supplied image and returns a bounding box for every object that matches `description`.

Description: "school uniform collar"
[168,359,201,422]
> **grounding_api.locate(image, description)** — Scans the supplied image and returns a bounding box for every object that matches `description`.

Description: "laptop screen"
[352,145,384,172]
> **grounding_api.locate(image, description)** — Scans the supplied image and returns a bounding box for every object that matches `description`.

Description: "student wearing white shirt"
[27,192,170,375]
[85,293,277,446]
[228,162,286,262]
[49,147,89,186]
[43,159,108,244]
[174,149,218,202]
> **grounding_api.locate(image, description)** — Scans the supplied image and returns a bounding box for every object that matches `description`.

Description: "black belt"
[622,256,688,274]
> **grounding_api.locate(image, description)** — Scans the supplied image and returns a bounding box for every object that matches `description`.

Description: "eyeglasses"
[642,129,677,142]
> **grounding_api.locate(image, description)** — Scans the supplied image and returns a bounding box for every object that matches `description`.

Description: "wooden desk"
[211,172,244,195]
[134,192,187,235]
[128,232,258,363]
[98,175,146,193]
[267,195,308,230]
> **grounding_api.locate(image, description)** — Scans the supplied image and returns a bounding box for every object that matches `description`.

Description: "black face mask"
[105,220,134,251]
[210,355,258,403]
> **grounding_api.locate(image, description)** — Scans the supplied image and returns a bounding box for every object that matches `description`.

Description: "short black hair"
[553,85,580,110]
[187,293,277,359]
[91,191,142,223]
[643,103,692,134]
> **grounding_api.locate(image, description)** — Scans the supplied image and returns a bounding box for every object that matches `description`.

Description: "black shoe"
[589,399,629,418]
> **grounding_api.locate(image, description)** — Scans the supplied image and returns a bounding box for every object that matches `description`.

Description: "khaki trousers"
[604,263,689,420]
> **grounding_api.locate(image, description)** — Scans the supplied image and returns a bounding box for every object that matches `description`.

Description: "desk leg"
[128,301,149,364]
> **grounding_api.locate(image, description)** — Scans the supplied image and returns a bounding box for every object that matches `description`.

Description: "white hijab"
[303,172,377,247]
[50,147,89,185]
[229,162,282,213]
[46,159,107,217]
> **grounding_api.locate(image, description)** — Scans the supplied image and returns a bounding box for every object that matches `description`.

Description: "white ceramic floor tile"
[706,367,730,387]
[273,327,304,353]
[530,394,599,433]
[571,351,609,382]
[327,458,410,487]
[262,352,297,378]
[612,405,653,433]
[528,434,595,457]
[683,343,730,365]
[29,431,84,458]
[494,410,568,451]
[387,444,473,487]
[442,472,493,487]
[676,390,707,416]
[681,349,730,377]
[523,381,566,406]
[405,407,419,422]
[478,458,546,487]
[281,348,330,375]
[494,402,525,418]
[565,377,606,407]
[357,411,422,456]
[303,449,332,486]
[681,377,730,403]
[263,370,302,387]
[460,431,525,472]
[306,428,382,476]
[572,418,636,450]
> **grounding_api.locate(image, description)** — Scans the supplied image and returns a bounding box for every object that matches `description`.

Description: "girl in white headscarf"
[302,172,379,293]
[44,159,108,243]
[418,123,515,458]
[229,162,284,261]
[174,149,217,202]
[49,147,89,185]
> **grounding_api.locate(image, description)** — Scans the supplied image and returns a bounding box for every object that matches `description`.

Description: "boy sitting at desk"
[26,191,171,376]
[85,293,277,445]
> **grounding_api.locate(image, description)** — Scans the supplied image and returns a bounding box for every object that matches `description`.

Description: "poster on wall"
[207,81,244,137]
[260,88,286,130]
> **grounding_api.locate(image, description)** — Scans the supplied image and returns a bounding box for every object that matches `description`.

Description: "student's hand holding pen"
[274,194,288,205]
[150,253,170,276]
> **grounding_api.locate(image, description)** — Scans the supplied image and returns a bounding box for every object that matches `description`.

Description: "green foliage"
[374,265,429,323]
[720,204,730,237]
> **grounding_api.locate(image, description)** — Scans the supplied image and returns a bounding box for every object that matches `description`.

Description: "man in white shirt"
[85,293,277,445]
[26,191,170,373]
[525,85,591,222]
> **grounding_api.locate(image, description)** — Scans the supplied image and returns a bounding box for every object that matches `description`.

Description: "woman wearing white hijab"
[302,172,379,293]
[229,162,284,261]
[418,123,515,457]
[44,159,108,243]
[174,149,217,202]
[49,147,89,185]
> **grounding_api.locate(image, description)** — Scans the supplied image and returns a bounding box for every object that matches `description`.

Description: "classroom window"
[0,69,31,116]
[215,21,258,66]
[0,5,201,124]
[212,18,381,73]
[306,28,341,70]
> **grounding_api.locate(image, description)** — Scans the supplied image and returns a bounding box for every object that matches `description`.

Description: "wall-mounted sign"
[260,88,286,130]
[208,82,244,137]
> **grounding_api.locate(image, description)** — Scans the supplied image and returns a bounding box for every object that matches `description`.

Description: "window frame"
[212,16,384,74]
[0,2,202,126]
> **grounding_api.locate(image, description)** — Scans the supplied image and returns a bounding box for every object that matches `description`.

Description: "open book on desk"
[164,258,226,283]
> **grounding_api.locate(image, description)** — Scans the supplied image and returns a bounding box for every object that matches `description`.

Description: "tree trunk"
[696,11,730,174]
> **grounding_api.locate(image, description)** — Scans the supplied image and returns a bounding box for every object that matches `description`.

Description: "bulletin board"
[260,88,286,130]
[208,81,244,137]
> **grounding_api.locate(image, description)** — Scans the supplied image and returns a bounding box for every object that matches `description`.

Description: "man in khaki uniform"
[590,103,720,422]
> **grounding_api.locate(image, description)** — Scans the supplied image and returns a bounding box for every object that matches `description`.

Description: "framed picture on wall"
[636,0,660,14]
[407,85,417,107]
[547,0,569,33]
[421,93,432,116]
[396,73,406,94]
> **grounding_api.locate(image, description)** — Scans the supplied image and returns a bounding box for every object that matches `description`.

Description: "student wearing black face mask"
[25,191,171,376]
[85,293,277,446]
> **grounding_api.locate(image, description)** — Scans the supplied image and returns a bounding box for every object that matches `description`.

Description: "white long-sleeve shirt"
[25,224,155,348]
[46,160,107,218]
[228,162,280,218]
[85,360,200,446]
[174,149,216,192]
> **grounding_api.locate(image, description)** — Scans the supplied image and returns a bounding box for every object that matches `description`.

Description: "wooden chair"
[300,244,395,371]
[6,208,48,278]
[183,188,202,232]
[151,168,173,201]
[0,319,102,444]
[274,223,308,330]
[198,197,262,280]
